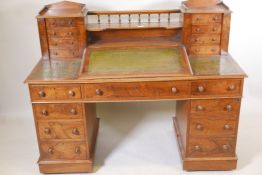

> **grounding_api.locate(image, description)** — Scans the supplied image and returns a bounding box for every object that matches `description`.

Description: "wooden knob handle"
[68,32,73,36]
[75,147,81,154]
[194,145,201,151]
[196,124,203,130]
[70,109,77,115]
[48,147,53,154]
[72,128,80,135]
[171,87,177,93]
[96,89,103,96]
[41,110,48,116]
[225,104,232,111]
[44,128,51,134]
[197,86,205,92]
[196,17,201,21]
[196,28,201,32]
[213,16,219,21]
[194,38,200,42]
[211,38,217,42]
[224,124,231,130]
[196,105,204,111]
[38,91,46,97]
[228,85,236,91]
[68,90,75,97]
[222,145,229,150]
[212,27,218,32]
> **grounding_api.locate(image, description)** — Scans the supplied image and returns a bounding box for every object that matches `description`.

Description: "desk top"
[25,48,246,83]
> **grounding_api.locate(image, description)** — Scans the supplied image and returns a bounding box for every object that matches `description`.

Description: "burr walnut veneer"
[25,1,247,173]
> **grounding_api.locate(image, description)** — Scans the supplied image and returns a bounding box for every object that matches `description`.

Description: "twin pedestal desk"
[25,1,247,173]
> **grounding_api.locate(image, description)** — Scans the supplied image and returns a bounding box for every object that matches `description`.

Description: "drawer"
[50,49,79,58]
[38,121,85,140]
[47,27,79,38]
[33,103,83,120]
[187,137,236,157]
[192,14,222,24]
[46,18,77,27]
[192,25,221,34]
[30,85,81,101]
[190,98,241,117]
[190,45,220,55]
[191,79,242,97]
[189,118,237,137]
[40,141,87,160]
[191,34,220,44]
[81,81,190,101]
[48,38,78,49]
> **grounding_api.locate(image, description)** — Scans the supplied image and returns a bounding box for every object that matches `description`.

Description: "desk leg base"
[172,117,237,171]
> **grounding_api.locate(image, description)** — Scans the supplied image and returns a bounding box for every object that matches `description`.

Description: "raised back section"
[86,10,183,47]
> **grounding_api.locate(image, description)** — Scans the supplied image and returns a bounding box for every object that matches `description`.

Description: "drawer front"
[191,79,242,97]
[192,25,222,34]
[48,38,79,49]
[33,103,83,120]
[189,118,237,137]
[192,14,222,24]
[47,28,79,38]
[81,81,190,101]
[30,85,81,101]
[191,34,220,44]
[40,141,87,160]
[38,121,85,140]
[46,18,77,28]
[187,137,236,157]
[50,49,79,58]
[190,98,241,117]
[190,45,220,55]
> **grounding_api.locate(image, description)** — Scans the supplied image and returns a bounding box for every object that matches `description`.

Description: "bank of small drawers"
[190,13,222,55]
[186,98,240,158]
[33,103,89,160]
[46,18,81,59]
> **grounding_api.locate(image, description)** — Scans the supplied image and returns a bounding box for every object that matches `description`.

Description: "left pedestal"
[31,100,99,173]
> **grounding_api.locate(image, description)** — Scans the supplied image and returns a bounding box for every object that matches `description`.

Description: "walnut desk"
[25,1,247,173]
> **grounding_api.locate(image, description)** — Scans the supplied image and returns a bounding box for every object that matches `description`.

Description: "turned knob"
[38,91,46,97]
[194,38,200,42]
[96,89,103,96]
[196,28,201,32]
[196,124,203,130]
[196,105,204,111]
[68,32,73,36]
[72,128,80,135]
[228,84,236,91]
[211,38,217,42]
[68,21,73,25]
[44,128,51,134]
[194,145,201,151]
[52,32,56,35]
[224,124,231,130]
[225,104,233,111]
[213,16,219,21]
[222,145,229,150]
[48,147,53,154]
[212,27,218,32]
[70,108,77,115]
[171,87,177,93]
[195,48,200,52]
[197,86,205,92]
[68,90,75,97]
[41,110,48,116]
[75,147,81,154]
[196,17,201,21]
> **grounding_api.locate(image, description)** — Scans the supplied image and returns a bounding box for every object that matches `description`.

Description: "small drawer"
[192,14,222,24]
[38,121,85,140]
[48,38,78,49]
[81,81,191,101]
[191,34,220,44]
[187,137,236,157]
[40,141,87,160]
[190,45,220,55]
[46,18,77,27]
[189,118,237,137]
[191,79,242,97]
[30,85,81,101]
[47,28,79,38]
[190,98,241,117]
[50,49,79,58]
[33,103,83,120]
[192,25,222,34]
